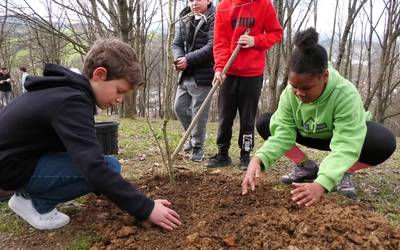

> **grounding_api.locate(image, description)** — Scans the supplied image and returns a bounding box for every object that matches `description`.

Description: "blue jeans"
[23,152,121,214]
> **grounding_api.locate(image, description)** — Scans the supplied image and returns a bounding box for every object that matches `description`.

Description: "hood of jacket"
[24,63,97,113]
[25,63,95,99]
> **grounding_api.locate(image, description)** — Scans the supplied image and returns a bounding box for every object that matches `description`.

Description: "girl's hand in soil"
[149,199,181,231]
[241,157,262,194]
[291,182,325,206]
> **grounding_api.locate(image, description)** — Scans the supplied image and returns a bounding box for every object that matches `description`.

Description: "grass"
[65,233,99,250]
[0,202,25,234]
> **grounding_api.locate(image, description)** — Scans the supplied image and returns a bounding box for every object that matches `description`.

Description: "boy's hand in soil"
[148,199,181,231]
[214,71,226,85]
[291,182,325,206]
[241,157,262,194]
[238,35,255,48]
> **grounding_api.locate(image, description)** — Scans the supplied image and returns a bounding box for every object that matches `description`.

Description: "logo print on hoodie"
[231,17,255,29]
[302,117,327,133]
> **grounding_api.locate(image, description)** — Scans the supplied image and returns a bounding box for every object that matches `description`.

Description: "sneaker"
[183,141,193,153]
[0,189,14,201]
[8,194,70,230]
[206,153,232,168]
[190,147,204,162]
[239,151,251,170]
[281,160,319,184]
[336,172,357,198]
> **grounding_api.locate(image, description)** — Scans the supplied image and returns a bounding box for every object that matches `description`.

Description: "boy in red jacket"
[207,0,282,169]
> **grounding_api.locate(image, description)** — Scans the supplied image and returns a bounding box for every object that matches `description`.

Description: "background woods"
[0,0,399,134]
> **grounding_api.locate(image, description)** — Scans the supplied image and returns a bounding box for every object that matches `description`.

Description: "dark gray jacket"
[171,3,215,86]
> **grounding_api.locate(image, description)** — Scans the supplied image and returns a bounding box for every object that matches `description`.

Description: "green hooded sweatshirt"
[255,64,371,191]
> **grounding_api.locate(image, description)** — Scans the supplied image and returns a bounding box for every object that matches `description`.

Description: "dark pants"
[256,113,396,166]
[217,74,263,153]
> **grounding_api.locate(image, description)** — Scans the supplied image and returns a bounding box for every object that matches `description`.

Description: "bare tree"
[335,0,368,69]
[263,0,314,112]
[328,0,339,61]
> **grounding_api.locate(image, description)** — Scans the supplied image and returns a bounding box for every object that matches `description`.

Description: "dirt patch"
[82,172,400,250]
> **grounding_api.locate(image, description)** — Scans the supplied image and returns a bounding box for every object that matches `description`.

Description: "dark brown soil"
[83,172,400,250]
[1,171,399,249]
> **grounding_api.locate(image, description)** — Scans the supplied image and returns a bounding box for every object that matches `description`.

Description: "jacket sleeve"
[213,6,231,73]
[185,17,215,67]
[255,88,297,170]
[253,1,283,50]
[315,92,367,191]
[51,95,155,221]
[171,20,186,60]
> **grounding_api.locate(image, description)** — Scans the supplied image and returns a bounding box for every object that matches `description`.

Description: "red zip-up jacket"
[214,0,282,77]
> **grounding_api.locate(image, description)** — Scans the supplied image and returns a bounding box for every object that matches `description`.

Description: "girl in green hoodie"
[242,27,396,206]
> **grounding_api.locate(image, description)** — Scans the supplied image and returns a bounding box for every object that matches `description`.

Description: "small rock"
[196,220,206,228]
[368,232,380,245]
[140,221,152,229]
[117,226,135,238]
[223,236,236,247]
[347,234,364,245]
[186,233,199,243]
[97,212,109,219]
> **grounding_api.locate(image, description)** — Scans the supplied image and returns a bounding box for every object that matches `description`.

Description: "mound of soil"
[82,172,400,249]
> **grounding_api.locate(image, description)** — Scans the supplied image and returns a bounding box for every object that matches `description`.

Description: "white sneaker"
[8,194,70,230]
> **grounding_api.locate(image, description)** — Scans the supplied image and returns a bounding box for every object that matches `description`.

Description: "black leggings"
[256,113,396,166]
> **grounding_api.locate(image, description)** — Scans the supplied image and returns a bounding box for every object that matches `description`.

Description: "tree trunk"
[328,0,339,61]
[119,0,137,118]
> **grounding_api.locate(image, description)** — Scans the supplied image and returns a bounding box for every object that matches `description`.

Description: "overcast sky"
[316,0,385,40]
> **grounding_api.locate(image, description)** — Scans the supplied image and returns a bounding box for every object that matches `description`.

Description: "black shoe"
[206,153,232,168]
[239,151,250,170]
[190,147,204,162]
[281,160,319,184]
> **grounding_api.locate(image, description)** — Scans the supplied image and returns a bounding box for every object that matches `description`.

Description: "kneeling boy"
[0,38,181,230]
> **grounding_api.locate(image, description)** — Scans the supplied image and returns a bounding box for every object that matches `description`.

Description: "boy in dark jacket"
[0,38,181,230]
[171,0,215,162]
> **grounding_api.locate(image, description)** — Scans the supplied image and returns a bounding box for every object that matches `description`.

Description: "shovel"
[171,29,251,162]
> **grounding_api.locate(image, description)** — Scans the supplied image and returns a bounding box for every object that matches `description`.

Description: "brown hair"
[82,38,143,87]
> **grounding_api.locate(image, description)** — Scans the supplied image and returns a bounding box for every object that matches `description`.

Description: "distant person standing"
[171,0,215,162]
[0,67,12,106]
[19,66,29,93]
